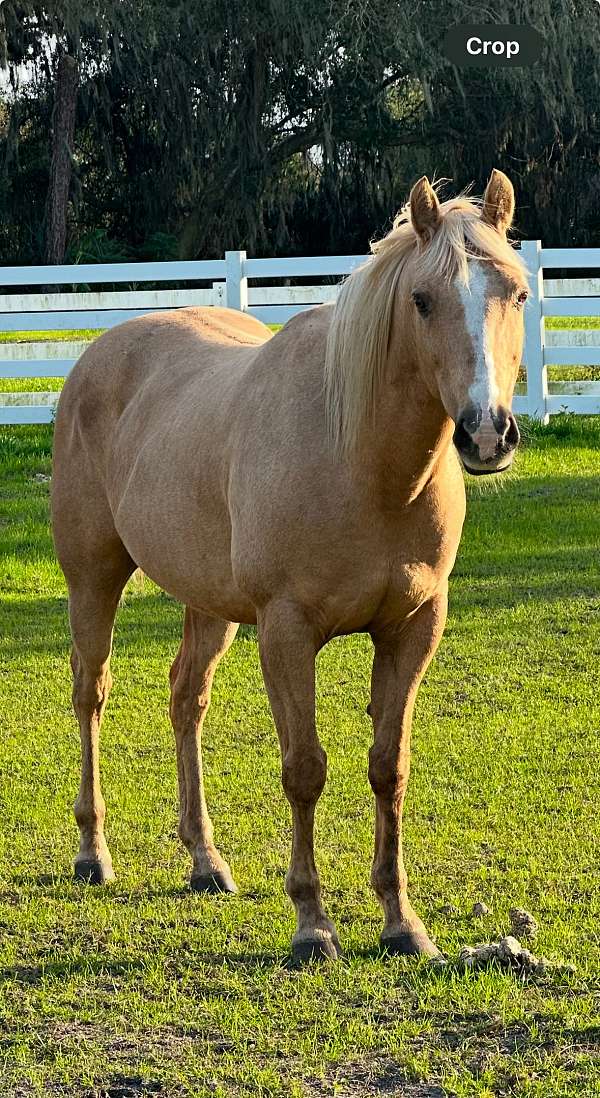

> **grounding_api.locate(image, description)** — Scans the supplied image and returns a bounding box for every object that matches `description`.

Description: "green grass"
[1,419,600,1096]
[0,327,276,346]
[545,317,600,382]
[0,377,65,393]
[546,317,600,329]
[0,330,104,343]
[0,332,102,396]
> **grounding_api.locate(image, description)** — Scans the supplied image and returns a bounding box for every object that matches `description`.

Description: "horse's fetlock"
[177,817,194,847]
[371,860,405,897]
[74,800,106,828]
[286,871,318,906]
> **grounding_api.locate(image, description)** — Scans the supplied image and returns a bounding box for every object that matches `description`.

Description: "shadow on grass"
[2,876,189,903]
[0,594,257,661]
[0,957,148,985]
[0,947,287,985]
[1,945,557,984]
[3,874,272,907]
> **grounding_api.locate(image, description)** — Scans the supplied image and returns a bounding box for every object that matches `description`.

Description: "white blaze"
[457,263,499,460]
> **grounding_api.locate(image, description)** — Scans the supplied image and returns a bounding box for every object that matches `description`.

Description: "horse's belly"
[110,462,257,623]
[118,520,257,622]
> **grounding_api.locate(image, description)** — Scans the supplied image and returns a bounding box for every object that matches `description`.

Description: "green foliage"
[66,226,129,264]
[0,1,598,262]
[136,231,179,262]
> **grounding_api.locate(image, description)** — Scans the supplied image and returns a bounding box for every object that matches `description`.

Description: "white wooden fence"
[0,245,599,425]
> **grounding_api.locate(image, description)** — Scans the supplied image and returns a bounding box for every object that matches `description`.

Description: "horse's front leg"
[369,590,448,960]
[258,600,340,964]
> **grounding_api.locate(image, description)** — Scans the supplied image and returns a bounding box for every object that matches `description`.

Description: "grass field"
[1,414,600,1097]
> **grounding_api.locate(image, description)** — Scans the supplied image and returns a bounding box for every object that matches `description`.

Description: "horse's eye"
[515,289,528,307]
[412,290,432,316]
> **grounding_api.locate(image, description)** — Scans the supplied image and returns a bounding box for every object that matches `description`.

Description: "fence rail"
[0,245,599,425]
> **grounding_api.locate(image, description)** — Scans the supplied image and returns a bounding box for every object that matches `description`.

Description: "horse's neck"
[362,338,454,501]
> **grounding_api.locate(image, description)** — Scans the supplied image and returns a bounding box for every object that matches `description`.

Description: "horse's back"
[52,307,271,597]
[54,306,270,477]
[56,306,269,420]
[172,306,271,347]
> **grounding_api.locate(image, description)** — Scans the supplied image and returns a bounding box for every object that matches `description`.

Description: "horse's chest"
[381,559,444,617]
[373,511,461,622]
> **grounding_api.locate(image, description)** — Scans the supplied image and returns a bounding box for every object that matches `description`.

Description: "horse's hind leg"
[169,608,239,893]
[68,547,136,883]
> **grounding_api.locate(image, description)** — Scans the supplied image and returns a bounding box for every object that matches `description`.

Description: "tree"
[0,1,157,263]
[45,49,78,263]
[0,0,598,264]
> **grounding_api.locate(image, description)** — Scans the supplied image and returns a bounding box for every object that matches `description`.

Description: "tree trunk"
[45,52,79,265]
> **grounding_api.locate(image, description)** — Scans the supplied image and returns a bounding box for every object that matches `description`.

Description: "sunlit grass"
[1,419,600,1095]
[0,329,103,343]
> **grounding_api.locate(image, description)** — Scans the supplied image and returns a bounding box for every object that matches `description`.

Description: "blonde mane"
[324,193,527,454]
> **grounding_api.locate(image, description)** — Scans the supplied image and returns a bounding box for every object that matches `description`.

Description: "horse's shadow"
[0,876,536,979]
[0,947,289,985]
[0,948,458,984]
[1,594,257,662]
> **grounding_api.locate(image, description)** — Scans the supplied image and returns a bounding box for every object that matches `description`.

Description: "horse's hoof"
[190,870,238,895]
[291,936,341,965]
[380,929,444,961]
[74,859,115,885]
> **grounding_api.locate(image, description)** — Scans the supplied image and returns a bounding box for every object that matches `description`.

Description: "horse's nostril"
[491,409,509,438]
[454,406,518,474]
[493,409,520,450]
[505,414,520,449]
[453,417,474,453]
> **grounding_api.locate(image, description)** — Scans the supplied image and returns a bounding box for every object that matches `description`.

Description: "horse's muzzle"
[453,408,520,476]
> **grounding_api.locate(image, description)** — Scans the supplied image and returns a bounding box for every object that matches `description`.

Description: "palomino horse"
[52,170,528,963]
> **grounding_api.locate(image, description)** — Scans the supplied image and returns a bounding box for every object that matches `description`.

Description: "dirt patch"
[44,1018,208,1059]
[85,1081,173,1098]
[304,1057,446,1097]
[10,1083,184,1098]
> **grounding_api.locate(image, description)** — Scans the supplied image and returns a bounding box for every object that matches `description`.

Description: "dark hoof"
[381,931,444,961]
[190,871,237,895]
[292,937,341,965]
[74,859,114,885]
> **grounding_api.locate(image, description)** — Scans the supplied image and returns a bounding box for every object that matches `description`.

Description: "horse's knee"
[282,746,327,805]
[169,647,211,727]
[170,678,209,729]
[368,745,408,802]
[72,661,112,718]
[169,650,182,688]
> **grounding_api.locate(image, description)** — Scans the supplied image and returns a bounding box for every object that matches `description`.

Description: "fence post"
[521,239,548,424]
[225,250,248,311]
[211,281,225,306]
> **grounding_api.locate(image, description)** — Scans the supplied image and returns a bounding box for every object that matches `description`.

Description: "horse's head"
[408,170,528,475]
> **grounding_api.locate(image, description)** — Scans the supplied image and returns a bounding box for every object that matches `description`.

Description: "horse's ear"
[410,177,441,243]
[481,169,515,236]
